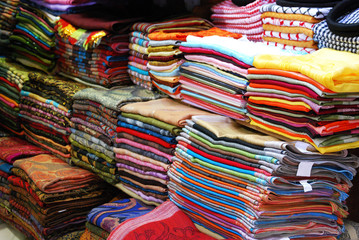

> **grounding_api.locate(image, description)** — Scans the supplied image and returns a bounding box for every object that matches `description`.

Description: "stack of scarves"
[80,198,154,240]
[147,27,244,99]
[313,0,359,54]
[69,86,162,186]
[169,114,359,239]
[9,1,59,73]
[19,72,87,162]
[7,153,114,240]
[128,17,213,91]
[115,98,211,206]
[259,2,334,53]
[108,200,223,240]
[211,0,275,42]
[0,58,34,135]
[55,11,140,88]
[0,137,48,238]
[246,48,359,154]
[179,34,302,122]
[0,0,20,52]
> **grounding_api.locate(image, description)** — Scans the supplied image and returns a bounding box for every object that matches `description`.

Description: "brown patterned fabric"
[13,154,100,193]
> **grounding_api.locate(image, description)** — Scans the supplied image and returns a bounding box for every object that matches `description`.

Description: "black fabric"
[276,0,341,7]
[231,0,256,7]
[327,0,359,37]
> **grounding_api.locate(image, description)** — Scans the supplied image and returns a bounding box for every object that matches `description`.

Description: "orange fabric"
[148,27,242,41]
[261,12,321,24]
[248,96,312,112]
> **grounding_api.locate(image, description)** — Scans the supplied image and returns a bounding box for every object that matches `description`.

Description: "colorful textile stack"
[115,98,211,205]
[9,1,59,72]
[80,198,154,240]
[0,137,48,238]
[8,154,114,239]
[259,2,334,53]
[313,0,359,54]
[108,200,220,240]
[19,72,87,162]
[128,17,213,95]
[247,48,359,153]
[0,58,35,135]
[0,0,20,53]
[55,11,140,88]
[169,114,359,239]
[70,86,162,185]
[179,34,301,121]
[211,0,275,42]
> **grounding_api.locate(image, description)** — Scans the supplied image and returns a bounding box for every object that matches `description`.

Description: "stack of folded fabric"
[313,0,359,54]
[211,0,276,42]
[70,86,161,186]
[247,48,359,153]
[0,0,20,54]
[9,1,60,73]
[80,198,154,240]
[0,58,35,135]
[55,10,141,88]
[128,17,213,91]
[179,34,302,121]
[115,98,211,205]
[147,27,245,99]
[8,153,114,239]
[169,114,359,239]
[0,137,48,238]
[259,1,336,53]
[19,72,87,162]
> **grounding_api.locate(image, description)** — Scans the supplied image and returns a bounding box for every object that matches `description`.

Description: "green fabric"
[69,137,116,164]
[69,134,114,159]
[86,222,110,237]
[10,34,55,59]
[121,112,182,136]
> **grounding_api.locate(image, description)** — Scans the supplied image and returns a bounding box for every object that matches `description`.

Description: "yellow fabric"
[249,96,311,109]
[263,24,314,38]
[250,118,359,153]
[263,36,318,49]
[253,48,359,93]
[261,12,321,23]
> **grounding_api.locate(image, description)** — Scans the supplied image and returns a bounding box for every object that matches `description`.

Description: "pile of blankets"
[248,48,359,153]
[313,0,359,54]
[8,153,114,239]
[0,0,20,54]
[0,58,33,135]
[0,136,48,237]
[19,72,87,162]
[80,198,154,240]
[128,17,213,95]
[115,98,210,206]
[169,114,359,239]
[55,11,140,88]
[179,34,302,122]
[70,86,161,186]
[9,1,59,73]
[211,0,275,42]
[259,1,336,53]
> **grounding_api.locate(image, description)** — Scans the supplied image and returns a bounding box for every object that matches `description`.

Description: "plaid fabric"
[260,3,332,19]
[262,17,316,30]
[264,40,317,53]
[264,30,313,41]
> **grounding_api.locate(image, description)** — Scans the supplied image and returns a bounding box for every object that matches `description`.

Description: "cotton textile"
[211,0,275,42]
[169,114,358,239]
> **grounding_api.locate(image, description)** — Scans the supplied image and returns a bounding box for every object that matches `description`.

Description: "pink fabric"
[116,138,173,161]
[22,96,70,116]
[211,0,274,14]
[212,14,261,24]
[128,61,148,71]
[20,105,67,125]
[115,154,167,172]
[0,96,16,108]
[20,111,70,132]
[44,0,91,3]
[184,55,248,76]
[214,20,263,30]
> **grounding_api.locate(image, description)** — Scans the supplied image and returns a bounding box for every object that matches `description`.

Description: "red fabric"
[116,127,176,149]
[108,200,222,240]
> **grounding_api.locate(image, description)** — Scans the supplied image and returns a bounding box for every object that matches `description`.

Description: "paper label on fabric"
[297,161,314,177]
[300,180,312,192]
[279,238,290,240]
[294,141,312,154]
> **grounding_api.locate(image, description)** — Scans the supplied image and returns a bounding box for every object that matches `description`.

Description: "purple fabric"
[116,163,169,180]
